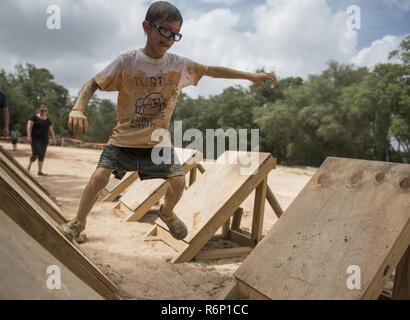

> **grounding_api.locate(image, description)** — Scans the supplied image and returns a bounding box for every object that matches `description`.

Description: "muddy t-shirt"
[93,49,208,148]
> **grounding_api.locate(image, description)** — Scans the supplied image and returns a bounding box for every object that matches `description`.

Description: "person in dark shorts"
[0,90,10,137]
[26,104,57,175]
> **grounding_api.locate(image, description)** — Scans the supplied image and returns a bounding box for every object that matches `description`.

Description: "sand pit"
[0,141,314,299]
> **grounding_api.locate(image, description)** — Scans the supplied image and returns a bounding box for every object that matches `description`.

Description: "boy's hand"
[249,72,278,90]
[68,109,88,136]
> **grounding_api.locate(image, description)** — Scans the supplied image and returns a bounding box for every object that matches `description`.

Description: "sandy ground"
[1,141,315,300]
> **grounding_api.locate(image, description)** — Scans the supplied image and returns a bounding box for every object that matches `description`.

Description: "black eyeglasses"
[149,22,183,42]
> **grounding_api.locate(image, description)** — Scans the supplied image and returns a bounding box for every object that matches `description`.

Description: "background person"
[27,104,57,176]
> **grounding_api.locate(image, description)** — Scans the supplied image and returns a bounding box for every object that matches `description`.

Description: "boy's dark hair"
[145,1,183,25]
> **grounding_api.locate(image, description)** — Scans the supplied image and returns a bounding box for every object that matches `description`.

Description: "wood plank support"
[251,178,267,247]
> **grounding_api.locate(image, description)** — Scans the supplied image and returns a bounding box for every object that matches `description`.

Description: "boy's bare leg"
[162,176,186,216]
[76,167,112,223]
[59,167,111,241]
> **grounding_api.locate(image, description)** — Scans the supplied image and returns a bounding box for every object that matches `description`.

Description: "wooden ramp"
[222,157,410,300]
[102,147,203,202]
[144,151,279,264]
[0,145,67,224]
[119,148,205,222]
[0,208,103,299]
[0,151,120,300]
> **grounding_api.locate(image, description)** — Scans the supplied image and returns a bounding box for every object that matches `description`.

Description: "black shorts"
[97,144,185,181]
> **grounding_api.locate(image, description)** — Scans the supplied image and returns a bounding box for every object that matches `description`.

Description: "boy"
[60,1,277,242]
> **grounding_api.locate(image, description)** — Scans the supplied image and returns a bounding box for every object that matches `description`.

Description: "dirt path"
[1,141,315,299]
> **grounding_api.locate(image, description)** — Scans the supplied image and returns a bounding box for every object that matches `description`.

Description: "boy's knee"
[169,175,186,191]
[90,169,111,189]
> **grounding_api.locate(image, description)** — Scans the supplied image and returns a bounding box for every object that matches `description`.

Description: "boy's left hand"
[249,72,278,90]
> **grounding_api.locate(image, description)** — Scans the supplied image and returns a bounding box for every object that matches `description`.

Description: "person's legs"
[162,175,186,217]
[76,167,112,222]
[27,141,39,172]
[59,167,112,241]
[37,142,48,175]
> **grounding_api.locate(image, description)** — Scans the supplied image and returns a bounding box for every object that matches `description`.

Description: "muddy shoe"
[75,233,88,244]
[59,219,86,242]
[158,205,188,240]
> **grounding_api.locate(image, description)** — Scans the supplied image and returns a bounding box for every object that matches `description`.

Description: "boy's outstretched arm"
[68,79,100,136]
[205,66,278,90]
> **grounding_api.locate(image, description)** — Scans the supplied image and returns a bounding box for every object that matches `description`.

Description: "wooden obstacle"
[0,150,120,299]
[0,146,67,225]
[102,147,203,202]
[0,208,103,299]
[144,151,281,264]
[119,150,205,222]
[222,157,410,300]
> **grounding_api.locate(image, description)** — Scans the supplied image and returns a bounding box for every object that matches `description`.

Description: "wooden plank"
[229,229,252,247]
[189,167,197,186]
[168,152,275,263]
[0,166,120,300]
[251,178,267,247]
[231,207,243,231]
[222,216,231,239]
[0,148,67,225]
[235,157,410,300]
[122,179,169,221]
[218,281,239,300]
[102,172,139,202]
[393,245,410,300]
[195,247,252,260]
[0,208,103,300]
[266,186,283,218]
[156,225,189,253]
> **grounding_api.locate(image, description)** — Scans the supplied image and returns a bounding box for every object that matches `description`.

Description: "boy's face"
[143,19,182,56]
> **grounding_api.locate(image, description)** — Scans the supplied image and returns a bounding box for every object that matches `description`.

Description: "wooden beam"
[189,167,197,186]
[229,229,252,247]
[393,245,410,300]
[231,207,243,231]
[251,178,267,247]
[102,172,139,202]
[195,247,252,261]
[266,186,283,218]
[222,217,231,239]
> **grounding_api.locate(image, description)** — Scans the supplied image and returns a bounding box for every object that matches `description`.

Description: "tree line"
[1,35,409,166]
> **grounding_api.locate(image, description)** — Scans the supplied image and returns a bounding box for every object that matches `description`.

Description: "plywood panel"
[0,209,103,300]
[235,157,410,300]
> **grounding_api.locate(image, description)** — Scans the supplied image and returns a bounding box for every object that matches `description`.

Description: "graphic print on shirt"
[130,92,167,129]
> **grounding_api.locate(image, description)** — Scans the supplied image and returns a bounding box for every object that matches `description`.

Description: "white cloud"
[0,0,406,101]
[178,0,358,97]
[351,35,404,68]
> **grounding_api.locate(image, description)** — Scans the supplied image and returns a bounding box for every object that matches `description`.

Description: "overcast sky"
[1,0,409,101]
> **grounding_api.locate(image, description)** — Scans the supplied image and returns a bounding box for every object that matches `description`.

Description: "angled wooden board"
[0,147,67,224]
[153,151,276,263]
[0,165,120,300]
[0,208,103,300]
[234,157,410,300]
